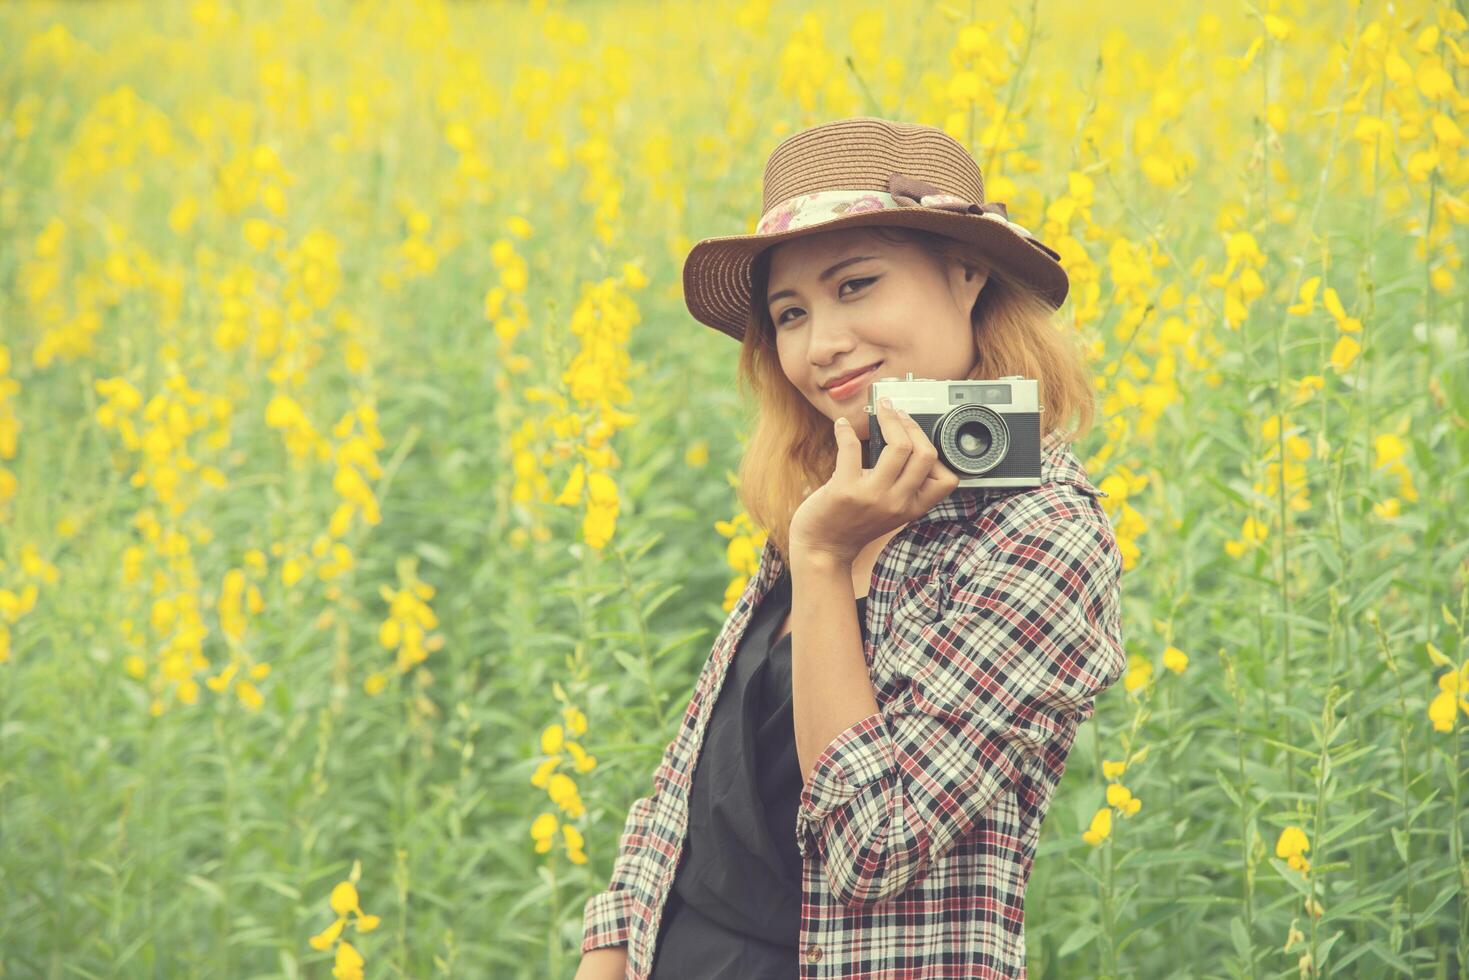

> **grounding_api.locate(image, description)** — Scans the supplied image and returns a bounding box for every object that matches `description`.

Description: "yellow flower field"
[1,0,1466,975]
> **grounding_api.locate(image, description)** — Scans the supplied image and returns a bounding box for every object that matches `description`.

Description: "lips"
[825,362,883,400]
[825,361,883,391]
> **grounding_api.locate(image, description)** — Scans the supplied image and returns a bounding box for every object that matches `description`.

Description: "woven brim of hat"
[681,117,1069,343]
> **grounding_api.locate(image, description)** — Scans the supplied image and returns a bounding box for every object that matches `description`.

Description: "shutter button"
[805,943,823,963]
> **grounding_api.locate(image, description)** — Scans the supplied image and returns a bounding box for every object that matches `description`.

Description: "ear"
[948,258,989,317]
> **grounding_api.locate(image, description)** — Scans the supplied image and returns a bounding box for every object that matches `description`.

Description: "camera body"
[863,374,1044,490]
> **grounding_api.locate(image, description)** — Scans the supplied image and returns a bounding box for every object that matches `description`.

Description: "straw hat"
[682,116,1068,343]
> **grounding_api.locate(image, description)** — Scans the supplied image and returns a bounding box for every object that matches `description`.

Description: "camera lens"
[935,404,1008,475]
[954,420,992,457]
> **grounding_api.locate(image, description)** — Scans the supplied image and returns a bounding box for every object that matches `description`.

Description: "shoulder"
[928,471,1116,591]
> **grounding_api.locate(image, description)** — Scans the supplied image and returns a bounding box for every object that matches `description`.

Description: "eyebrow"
[766,255,878,306]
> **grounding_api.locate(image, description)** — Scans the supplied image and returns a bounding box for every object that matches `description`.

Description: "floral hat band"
[753,172,1060,262]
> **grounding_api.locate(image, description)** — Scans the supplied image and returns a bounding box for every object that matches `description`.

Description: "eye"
[773,277,877,326]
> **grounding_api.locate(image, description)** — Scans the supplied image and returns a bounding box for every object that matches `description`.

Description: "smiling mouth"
[826,362,883,391]
[825,362,883,398]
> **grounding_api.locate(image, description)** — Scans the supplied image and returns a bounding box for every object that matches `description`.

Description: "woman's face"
[765,227,988,440]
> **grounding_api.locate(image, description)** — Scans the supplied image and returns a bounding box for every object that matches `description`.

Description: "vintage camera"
[863,374,1043,489]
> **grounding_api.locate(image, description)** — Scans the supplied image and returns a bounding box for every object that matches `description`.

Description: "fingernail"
[880,397,892,409]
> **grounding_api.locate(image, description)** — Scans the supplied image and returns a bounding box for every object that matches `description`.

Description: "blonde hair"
[733,225,1097,562]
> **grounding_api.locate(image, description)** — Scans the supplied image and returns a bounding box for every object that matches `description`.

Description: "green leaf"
[1268,857,1312,895]
[612,649,647,679]
[1229,915,1252,963]
[1056,922,1099,958]
[1366,942,1414,974]
[1425,640,1453,669]
[185,873,226,906]
[1422,882,1458,918]
[1214,769,1243,809]
[1390,826,1409,863]
[1315,929,1345,966]
[641,583,686,618]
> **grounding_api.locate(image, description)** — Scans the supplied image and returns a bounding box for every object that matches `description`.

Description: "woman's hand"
[789,397,962,566]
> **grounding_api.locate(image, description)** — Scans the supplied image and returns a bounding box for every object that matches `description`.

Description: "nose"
[804,303,860,368]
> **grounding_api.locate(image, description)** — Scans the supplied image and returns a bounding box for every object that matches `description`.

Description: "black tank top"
[649,566,869,978]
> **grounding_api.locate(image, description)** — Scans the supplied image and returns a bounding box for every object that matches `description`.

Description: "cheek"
[775,338,808,385]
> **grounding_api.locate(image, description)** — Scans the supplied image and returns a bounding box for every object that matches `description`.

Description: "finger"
[833,415,862,482]
[918,456,962,509]
[872,398,914,485]
[890,407,941,500]
[917,470,961,511]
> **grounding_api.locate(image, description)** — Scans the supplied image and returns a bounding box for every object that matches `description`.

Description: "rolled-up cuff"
[581,887,632,954]
[794,711,894,859]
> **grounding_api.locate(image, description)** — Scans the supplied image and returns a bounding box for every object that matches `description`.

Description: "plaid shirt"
[583,430,1126,978]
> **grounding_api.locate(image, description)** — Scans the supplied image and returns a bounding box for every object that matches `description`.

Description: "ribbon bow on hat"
[887,172,1061,261]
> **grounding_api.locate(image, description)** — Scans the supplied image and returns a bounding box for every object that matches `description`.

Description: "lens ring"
[934,404,1008,475]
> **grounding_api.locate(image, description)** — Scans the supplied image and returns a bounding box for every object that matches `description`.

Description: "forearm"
[790,550,881,786]
[574,945,627,980]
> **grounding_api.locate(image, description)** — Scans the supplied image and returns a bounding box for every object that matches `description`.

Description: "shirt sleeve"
[793,515,1126,909]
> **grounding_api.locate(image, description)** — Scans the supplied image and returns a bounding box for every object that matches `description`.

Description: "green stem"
[1090,720,1116,976]
[214,711,238,978]
[1454,577,1469,971]
[611,541,667,730]
[1224,649,1258,980]
[1306,687,1339,972]
[1370,612,1417,964]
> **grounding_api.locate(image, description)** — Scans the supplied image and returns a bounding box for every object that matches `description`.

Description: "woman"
[575,117,1125,979]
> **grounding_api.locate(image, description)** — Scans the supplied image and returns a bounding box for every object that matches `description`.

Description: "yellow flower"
[332,940,364,980]
[235,680,263,711]
[530,755,560,788]
[243,218,280,252]
[1275,825,1311,873]
[1373,433,1407,469]
[1162,645,1189,674]
[309,915,345,950]
[1123,654,1153,694]
[1328,335,1361,373]
[621,261,648,289]
[1286,276,1319,315]
[1427,647,1469,732]
[1289,375,1324,406]
[548,772,579,808]
[531,811,558,840]
[540,723,565,754]
[564,822,589,864]
[566,741,597,773]
[330,881,361,917]
[1082,806,1112,846]
[1106,782,1143,816]
[1101,758,1127,780]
